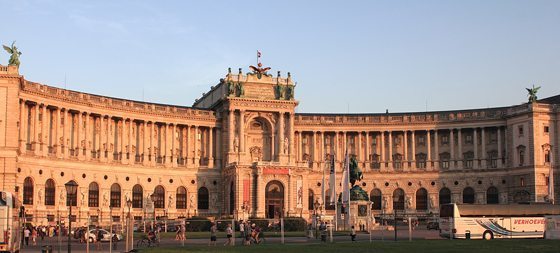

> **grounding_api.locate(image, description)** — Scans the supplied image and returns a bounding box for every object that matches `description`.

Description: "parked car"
[88,229,123,243]
[426,221,439,230]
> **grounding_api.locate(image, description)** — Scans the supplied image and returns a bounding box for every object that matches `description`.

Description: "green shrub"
[185,217,211,232]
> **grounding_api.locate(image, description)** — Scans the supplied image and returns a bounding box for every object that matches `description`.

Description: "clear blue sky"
[2,0,559,113]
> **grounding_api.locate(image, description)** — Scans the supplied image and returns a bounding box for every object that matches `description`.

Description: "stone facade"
[0,64,558,226]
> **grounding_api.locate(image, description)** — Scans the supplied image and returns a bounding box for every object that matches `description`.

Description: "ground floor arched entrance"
[265,180,284,218]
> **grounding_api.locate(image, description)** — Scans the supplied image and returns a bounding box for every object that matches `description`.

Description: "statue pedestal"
[336,200,374,231]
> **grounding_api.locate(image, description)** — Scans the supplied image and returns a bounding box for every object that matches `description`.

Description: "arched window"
[45,179,55,206]
[132,185,143,208]
[308,189,314,211]
[110,183,121,207]
[462,187,475,204]
[416,188,428,211]
[370,189,382,210]
[439,187,451,205]
[487,186,499,204]
[198,187,209,210]
[88,182,99,207]
[23,177,34,205]
[153,185,165,208]
[393,188,405,210]
[176,187,187,209]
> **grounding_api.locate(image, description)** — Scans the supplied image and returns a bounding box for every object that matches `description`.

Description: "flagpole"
[333,154,338,231]
[550,149,555,204]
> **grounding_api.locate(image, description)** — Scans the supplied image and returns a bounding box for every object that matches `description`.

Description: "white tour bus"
[440,203,560,240]
[0,191,22,253]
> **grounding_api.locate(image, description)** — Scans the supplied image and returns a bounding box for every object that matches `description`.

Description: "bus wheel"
[483,231,493,240]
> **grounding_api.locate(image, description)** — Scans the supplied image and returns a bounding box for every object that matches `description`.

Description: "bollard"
[280,218,285,244]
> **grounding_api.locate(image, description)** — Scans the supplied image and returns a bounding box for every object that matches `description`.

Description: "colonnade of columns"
[18,100,219,168]
[294,128,507,171]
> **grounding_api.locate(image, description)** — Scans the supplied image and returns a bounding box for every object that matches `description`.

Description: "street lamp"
[65,181,78,253]
[150,194,156,230]
[393,194,399,241]
[313,199,320,239]
[126,199,132,252]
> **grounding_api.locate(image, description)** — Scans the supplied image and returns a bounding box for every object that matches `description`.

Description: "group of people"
[22,225,61,246]
[208,220,262,246]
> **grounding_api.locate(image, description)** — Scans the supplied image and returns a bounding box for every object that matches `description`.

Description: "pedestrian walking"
[209,222,217,246]
[224,223,233,246]
[350,225,357,242]
[23,227,30,246]
[31,228,37,245]
[95,227,103,251]
[239,220,245,245]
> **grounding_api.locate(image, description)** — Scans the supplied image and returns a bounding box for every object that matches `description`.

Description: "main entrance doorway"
[265,181,284,218]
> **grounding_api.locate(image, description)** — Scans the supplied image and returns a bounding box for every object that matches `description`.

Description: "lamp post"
[314,199,320,239]
[65,181,78,253]
[126,199,132,252]
[150,194,156,230]
[393,195,399,241]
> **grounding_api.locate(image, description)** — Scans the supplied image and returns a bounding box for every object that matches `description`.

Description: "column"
[388,131,392,163]
[458,129,463,168]
[122,119,128,163]
[450,129,455,169]
[473,128,478,168]
[228,110,234,153]
[318,131,323,166]
[434,130,439,170]
[150,122,155,166]
[55,108,62,157]
[63,109,70,159]
[239,110,245,153]
[481,127,486,168]
[216,128,221,167]
[33,104,40,154]
[358,132,363,163]
[278,112,285,155]
[380,132,385,168]
[85,113,91,160]
[18,100,25,152]
[171,124,178,167]
[194,126,199,166]
[427,130,431,168]
[41,105,49,156]
[334,132,339,164]
[364,132,369,163]
[403,131,408,167]
[99,116,105,161]
[143,121,149,165]
[311,131,316,166]
[497,127,502,168]
[208,127,214,167]
[411,131,416,169]
[77,112,84,159]
[164,123,170,166]
[185,125,190,166]
[128,119,133,163]
[300,132,305,161]
[289,113,295,162]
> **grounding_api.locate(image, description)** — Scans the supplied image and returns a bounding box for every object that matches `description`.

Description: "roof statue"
[248,50,271,79]
[3,41,22,67]
[526,85,540,103]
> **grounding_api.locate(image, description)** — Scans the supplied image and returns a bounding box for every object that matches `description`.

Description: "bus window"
[440,204,454,217]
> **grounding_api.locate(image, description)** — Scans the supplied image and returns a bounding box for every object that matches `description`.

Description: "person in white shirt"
[23,227,30,246]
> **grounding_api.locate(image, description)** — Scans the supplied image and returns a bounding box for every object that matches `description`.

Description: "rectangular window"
[518,126,524,136]
[441,135,449,145]
[465,134,473,144]
[47,215,55,222]
[112,216,121,222]
[544,126,549,133]
[90,216,99,223]
[418,136,425,146]
[441,161,449,169]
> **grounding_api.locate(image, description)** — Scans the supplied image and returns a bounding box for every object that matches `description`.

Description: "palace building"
[0,63,558,225]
